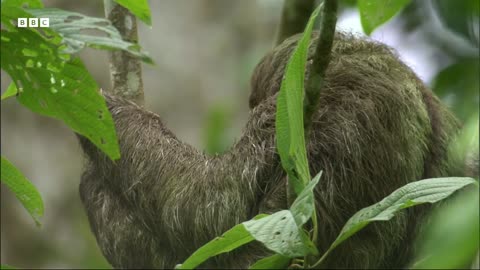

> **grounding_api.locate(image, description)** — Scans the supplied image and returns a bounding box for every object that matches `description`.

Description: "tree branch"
[303,0,338,133]
[276,0,316,46]
[104,0,145,106]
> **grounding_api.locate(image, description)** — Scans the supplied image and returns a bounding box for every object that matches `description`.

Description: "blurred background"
[1,0,478,268]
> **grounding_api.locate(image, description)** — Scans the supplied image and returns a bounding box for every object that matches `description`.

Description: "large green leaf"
[0,264,15,269]
[1,29,120,160]
[249,254,290,269]
[275,5,321,195]
[315,177,477,266]
[358,0,411,35]
[412,188,479,269]
[0,156,44,226]
[114,0,152,26]
[26,8,153,64]
[176,223,255,269]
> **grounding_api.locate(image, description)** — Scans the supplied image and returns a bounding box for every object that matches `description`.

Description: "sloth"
[77,31,465,268]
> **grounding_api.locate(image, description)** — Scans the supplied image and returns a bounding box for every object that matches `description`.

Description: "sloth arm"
[78,92,280,267]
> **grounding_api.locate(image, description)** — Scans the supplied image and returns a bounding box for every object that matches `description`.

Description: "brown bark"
[104,1,145,106]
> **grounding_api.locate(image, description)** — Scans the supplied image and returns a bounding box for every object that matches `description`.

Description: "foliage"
[412,188,479,269]
[1,0,478,268]
[1,82,18,100]
[0,0,153,267]
[311,177,478,267]
[27,8,152,63]
[177,2,478,269]
[275,4,320,195]
[358,0,411,34]
[177,173,322,269]
[114,0,152,26]
[248,254,290,269]
[0,157,44,226]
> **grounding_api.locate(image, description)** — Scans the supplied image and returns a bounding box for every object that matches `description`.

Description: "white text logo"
[17,18,49,28]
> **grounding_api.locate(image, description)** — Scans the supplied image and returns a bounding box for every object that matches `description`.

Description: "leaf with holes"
[1,156,44,226]
[358,0,411,35]
[275,5,321,195]
[178,207,318,269]
[320,177,477,264]
[1,29,120,160]
[27,8,153,64]
[114,0,152,26]
[241,173,322,258]
[244,210,317,258]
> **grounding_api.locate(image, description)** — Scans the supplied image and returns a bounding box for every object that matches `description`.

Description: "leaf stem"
[303,1,338,267]
[303,0,338,134]
[309,248,331,268]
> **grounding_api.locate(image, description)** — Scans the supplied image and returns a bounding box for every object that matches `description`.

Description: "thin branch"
[303,0,338,134]
[104,0,145,106]
[303,3,337,264]
[276,0,316,46]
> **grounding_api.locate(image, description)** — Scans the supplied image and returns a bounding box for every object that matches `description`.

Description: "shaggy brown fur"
[78,32,464,269]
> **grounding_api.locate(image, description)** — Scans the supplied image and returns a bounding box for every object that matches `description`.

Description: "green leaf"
[1,0,42,8]
[1,83,18,100]
[114,0,152,26]
[178,206,320,268]
[1,29,120,160]
[358,0,411,35]
[449,115,479,169]
[0,4,39,30]
[276,5,321,195]
[433,59,479,122]
[244,210,317,258]
[320,177,477,264]
[26,8,153,64]
[412,188,479,269]
[0,156,44,226]
[0,264,15,269]
[249,254,290,269]
[290,171,322,226]
[176,224,255,269]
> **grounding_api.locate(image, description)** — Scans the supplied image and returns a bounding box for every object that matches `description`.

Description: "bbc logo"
[17,18,49,28]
